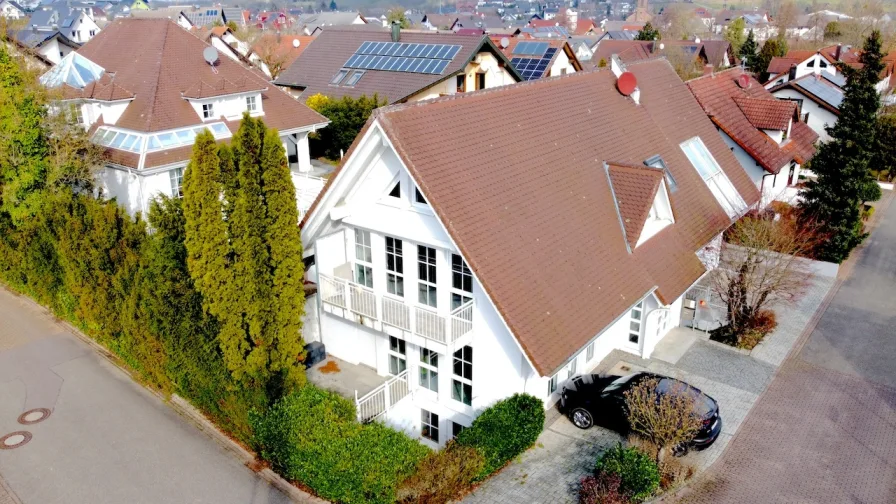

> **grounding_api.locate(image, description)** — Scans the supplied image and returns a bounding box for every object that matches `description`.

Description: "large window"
[354,229,372,288]
[169,167,184,198]
[451,254,472,310]
[417,246,437,307]
[452,345,472,406]
[386,237,404,297]
[680,137,747,219]
[629,301,643,344]
[421,409,439,442]
[202,103,215,119]
[419,348,438,392]
[388,336,406,375]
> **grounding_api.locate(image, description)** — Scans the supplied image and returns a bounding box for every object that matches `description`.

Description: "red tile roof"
[606,162,665,249]
[181,76,266,99]
[305,60,760,375]
[734,96,797,130]
[592,40,654,65]
[75,19,326,135]
[251,34,316,70]
[687,68,818,173]
[493,37,583,75]
[767,57,800,75]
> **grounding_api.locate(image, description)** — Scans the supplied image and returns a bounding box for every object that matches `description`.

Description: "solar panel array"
[510,47,557,80]
[821,72,846,88]
[343,41,462,75]
[520,26,571,38]
[795,78,844,109]
[513,41,549,55]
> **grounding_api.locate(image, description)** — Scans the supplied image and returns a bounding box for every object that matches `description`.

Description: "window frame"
[385,236,404,297]
[354,228,373,288]
[330,68,349,85]
[568,355,577,376]
[417,245,437,308]
[586,342,595,361]
[680,136,746,219]
[169,167,185,198]
[451,254,473,311]
[246,95,257,112]
[419,348,439,393]
[548,373,558,395]
[344,70,364,86]
[388,336,407,376]
[451,421,467,439]
[202,102,215,119]
[421,409,439,442]
[452,345,473,406]
[628,301,643,344]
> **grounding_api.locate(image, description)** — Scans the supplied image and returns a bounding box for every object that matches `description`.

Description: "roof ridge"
[686,64,743,82]
[145,19,173,131]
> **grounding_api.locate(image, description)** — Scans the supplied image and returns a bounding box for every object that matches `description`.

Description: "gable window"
[807,59,815,67]
[388,336,406,375]
[246,95,257,112]
[417,245,437,307]
[456,74,466,93]
[89,29,95,36]
[330,69,349,85]
[586,342,595,361]
[388,181,401,198]
[419,348,439,392]
[354,228,373,288]
[421,409,439,442]
[629,301,643,344]
[452,345,473,406]
[385,236,404,297]
[414,187,428,205]
[475,72,486,90]
[344,70,364,86]
[169,167,184,198]
[819,60,827,68]
[680,137,747,219]
[202,103,215,119]
[451,254,472,310]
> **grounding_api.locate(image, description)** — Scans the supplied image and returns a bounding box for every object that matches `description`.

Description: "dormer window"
[202,103,214,119]
[644,154,677,193]
[246,95,257,112]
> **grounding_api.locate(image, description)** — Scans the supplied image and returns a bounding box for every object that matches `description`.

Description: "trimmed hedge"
[251,386,430,504]
[456,393,544,479]
[594,444,660,503]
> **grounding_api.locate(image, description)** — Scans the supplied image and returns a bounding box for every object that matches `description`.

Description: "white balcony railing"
[355,370,409,423]
[319,273,474,345]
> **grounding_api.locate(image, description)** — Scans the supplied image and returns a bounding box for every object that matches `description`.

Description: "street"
[0,286,290,504]
[670,192,896,503]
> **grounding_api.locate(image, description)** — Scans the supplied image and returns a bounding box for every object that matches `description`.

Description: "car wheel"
[569,408,593,429]
[672,443,689,457]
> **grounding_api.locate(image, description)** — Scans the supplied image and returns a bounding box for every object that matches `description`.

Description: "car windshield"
[655,379,715,416]
[601,373,638,394]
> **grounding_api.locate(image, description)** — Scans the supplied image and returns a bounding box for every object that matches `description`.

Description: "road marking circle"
[0,431,32,449]
[18,408,51,425]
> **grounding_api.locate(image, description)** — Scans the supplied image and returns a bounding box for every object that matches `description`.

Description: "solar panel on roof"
[509,46,558,81]
[821,72,846,87]
[795,78,844,109]
[342,41,462,75]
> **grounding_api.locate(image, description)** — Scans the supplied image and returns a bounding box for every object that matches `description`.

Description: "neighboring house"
[592,39,733,69]
[518,23,570,39]
[179,6,224,28]
[250,33,315,79]
[493,37,582,80]
[574,18,599,35]
[298,58,759,447]
[688,69,818,205]
[29,2,101,44]
[420,13,458,30]
[768,73,842,142]
[295,11,366,35]
[274,28,522,104]
[197,25,252,65]
[0,0,26,19]
[221,7,247,27]
[8,27,79,64]
[39,19,329,217]
[592,39,653,66]
[254,10,291,32]
[568,35,599,63]
[626,0,651,22]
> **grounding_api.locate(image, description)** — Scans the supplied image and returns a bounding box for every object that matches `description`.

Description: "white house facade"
[300,59,760,447]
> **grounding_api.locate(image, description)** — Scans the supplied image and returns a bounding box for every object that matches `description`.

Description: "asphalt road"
[0,286,291,504]
[669,192,896,504]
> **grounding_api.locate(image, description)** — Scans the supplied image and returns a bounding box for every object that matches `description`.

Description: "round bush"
[456,393,544,479]
[594,444,660,502]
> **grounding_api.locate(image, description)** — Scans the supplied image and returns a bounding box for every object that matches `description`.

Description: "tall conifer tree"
[799,31,885,262]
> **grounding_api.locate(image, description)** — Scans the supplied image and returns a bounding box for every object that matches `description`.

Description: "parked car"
[559,372,722,453]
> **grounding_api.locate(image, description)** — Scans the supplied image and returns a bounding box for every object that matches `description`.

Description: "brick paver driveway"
[668,193,896,504]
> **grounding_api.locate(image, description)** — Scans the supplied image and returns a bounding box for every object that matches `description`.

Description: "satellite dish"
[292,38,300,48]
[500,37,509,48]
[659,43,665,50]
[694,37,701,44]
[737,73,751,89]
[617,71,637,96]
[203,46,219,66]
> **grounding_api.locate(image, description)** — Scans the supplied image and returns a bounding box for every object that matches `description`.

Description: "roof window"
[330,69,349,85]
[344,70,364,86]
[680,137,746,219]
[644,154,677,193]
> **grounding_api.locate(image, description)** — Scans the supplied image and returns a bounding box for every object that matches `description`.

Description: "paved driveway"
[669,192,896,504]
[0,287,290,504]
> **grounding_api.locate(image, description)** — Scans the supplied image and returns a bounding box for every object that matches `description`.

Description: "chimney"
[391,21,400,42]
[703,64,714,76]
[835,43,842,61]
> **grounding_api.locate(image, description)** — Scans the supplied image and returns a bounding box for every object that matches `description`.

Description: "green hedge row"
[251,386,430,504]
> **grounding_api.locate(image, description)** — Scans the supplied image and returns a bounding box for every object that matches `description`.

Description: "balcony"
[319,273,474,347]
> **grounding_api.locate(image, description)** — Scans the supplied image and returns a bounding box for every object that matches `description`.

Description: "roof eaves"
[603,161,633,254]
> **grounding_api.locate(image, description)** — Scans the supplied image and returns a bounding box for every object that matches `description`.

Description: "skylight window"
[331,69,349,85]
[91,123,232,154]
[344,70,364,86]
[680,137,747,219]
[644,155,677,193]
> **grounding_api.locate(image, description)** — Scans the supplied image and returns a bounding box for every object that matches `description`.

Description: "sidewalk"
[463,266,838,503]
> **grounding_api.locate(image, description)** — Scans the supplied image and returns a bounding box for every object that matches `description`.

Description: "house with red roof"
[765,44,894,99]
[39,19,329,217]
[688,68,818,205]
[298,59,759,446]
[492,36,582,80]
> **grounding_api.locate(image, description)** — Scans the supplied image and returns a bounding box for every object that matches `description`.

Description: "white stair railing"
[355,370,409,423]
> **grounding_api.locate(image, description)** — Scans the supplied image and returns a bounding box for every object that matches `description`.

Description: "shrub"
[456,393,544,479]
[396,441,485,504]
[579,472,630,504]
[657,456,695,491]
[594,444,660,503]
[251,386,430,504]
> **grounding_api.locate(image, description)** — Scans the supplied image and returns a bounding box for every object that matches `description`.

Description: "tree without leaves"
[773,0,799,41]
[635,21,660,41]
[798,31,885,262]
[663,44,703,81]
[624,378,703,463]
[710,213,817,342]
[253,34,290,80]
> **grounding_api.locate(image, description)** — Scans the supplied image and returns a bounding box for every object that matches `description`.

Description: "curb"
[0,283,327,504]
